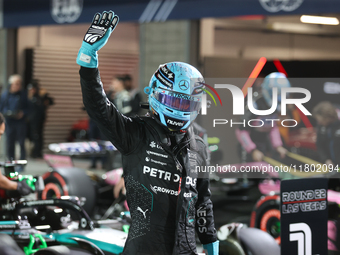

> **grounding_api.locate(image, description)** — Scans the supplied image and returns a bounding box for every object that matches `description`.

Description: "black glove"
[76,11,119,68]
[16,179,34,196]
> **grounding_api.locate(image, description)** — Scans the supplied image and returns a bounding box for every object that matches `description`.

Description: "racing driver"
[76,11,218,255]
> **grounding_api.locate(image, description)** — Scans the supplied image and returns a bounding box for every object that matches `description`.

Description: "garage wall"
[16,23,139,150]
[139,20,196,103]
[17,22,139,79]
[214,29,340,61]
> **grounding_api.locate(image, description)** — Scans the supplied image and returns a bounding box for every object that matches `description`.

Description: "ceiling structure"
[215,14,340,36]
[1,0,340,30]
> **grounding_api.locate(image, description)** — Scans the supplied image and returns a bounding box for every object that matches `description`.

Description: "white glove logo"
[84,25,107,44]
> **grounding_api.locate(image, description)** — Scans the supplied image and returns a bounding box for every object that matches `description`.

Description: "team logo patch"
[164,116,188,129]
[155,65,175,88]
[149,141,163,150]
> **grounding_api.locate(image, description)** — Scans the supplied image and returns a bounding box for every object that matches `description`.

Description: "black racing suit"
[79,67,217,255]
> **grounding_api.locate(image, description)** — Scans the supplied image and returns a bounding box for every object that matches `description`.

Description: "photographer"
[0,74,29,163]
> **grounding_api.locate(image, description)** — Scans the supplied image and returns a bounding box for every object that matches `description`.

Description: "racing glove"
[16,179,34,196]
[203,240,219,255]
[76,11,119,68]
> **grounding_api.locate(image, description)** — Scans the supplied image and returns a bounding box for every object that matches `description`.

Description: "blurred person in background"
[0,113,33,196]
[108,74,133,116]
[87,76,131,170]
[277,103,302,145]
[27,80,54,159]
[236,72,288,162]
[107,74,133,169]
[87,117,107,169]
[0,74,29,164]
[313,101,340,166]
[123,74,141,116]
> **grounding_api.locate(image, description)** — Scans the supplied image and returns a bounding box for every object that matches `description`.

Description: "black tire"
[40,167,96,216]
[259,208,280,243]
[250,195,281,244]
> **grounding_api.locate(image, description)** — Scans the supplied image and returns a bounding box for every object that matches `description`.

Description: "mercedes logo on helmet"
[179,80,189,91]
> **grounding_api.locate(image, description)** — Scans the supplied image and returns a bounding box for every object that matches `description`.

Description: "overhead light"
[271,22,318,33]
[300,15,339,25]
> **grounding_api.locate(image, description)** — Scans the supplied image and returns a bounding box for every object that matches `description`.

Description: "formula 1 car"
[0,160,281,255]
[39,141,125,219]
[0,160,129,255]
[0,196,128,255]
[1,196,279,255]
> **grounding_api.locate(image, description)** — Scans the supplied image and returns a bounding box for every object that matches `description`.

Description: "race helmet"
[261,72,291,108]
[144,62,205,131]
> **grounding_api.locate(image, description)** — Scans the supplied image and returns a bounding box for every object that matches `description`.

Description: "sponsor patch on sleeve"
[79,53,91,63]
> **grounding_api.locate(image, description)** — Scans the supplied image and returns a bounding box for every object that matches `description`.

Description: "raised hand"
[76,11,119,68]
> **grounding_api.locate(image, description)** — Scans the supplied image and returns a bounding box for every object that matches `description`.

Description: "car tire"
[40,167,96,216]
[250,195,281,244]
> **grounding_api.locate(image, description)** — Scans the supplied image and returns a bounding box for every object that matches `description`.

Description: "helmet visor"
[153,89,201,112]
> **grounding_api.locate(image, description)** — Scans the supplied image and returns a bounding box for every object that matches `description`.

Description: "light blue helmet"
[144,62,205,131]
[261,72,291,108]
